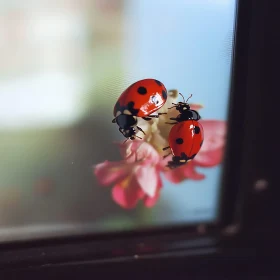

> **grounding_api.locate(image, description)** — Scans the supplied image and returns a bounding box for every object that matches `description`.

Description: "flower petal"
[164,167,187,183]
[135,142,161,163]
[164,161,205,183]
[194,120,226,167]
[119,140,161,164]
[111,176,143,209]
[190,104,204,111]
[194,147,224,167]
[148,131,169,156]
[117,141,137,161]
[159,89,179,112]
[93,160,131,186]
[135,165,162,197]
[143,189,161,208]
[182,161,205,180]
[199,120,226,152]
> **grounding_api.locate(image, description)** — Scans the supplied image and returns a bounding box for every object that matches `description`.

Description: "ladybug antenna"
[179,92,186,103]
[186,94,193,103]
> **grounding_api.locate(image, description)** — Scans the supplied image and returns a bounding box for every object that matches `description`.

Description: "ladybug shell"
[113,78,168,118]
[168,120,204,159]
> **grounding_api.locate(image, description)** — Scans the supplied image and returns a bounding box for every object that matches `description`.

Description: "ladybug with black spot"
[163,93,204,169]
[112,78,168,141]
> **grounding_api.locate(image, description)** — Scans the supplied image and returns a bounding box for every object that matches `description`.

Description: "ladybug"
[162,93,204,169]
[112,78,168,140]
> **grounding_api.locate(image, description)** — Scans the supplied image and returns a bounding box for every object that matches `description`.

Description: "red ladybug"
[163,93,204,169]
[112,78,167,140]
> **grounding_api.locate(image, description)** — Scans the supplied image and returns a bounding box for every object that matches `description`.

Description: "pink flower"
[94,141,163,209]
[94,89,227,208]
[163,119,226,183]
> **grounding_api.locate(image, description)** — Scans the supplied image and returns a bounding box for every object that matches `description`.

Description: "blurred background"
[0,0,236,242]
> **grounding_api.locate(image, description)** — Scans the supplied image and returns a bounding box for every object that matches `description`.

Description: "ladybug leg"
[136,126,146,135]
[162,146,170,151]
[167,160,178,169]
[168,103,177,109]
[142,117,152,121]
[143,114,166,121]
[166,117,178,124]
[149,113,167,117]
[112,118,116,123]
[142,114,159,121]
[147,115,159,118]
[163,152,172,159]
[119,127,125,135]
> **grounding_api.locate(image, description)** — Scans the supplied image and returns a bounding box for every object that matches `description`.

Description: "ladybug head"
[114,114,138,140]
[175,102,191,113]
[169,93,192,113]
[115,114,137,129]
[168,93,201,121]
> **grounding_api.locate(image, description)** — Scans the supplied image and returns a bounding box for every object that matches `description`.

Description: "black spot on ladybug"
[114,101,121,114]
[137,86,147,95]
[173,156,181,161]
[162,90,167,100]
[126,101,140,115]
[176,138,184,144]
[154,79,162,86]
[181,152,189,161]
[115,101,139,115]
[194,126,200,134]
[200,140,204,147]
[190,153,197,159]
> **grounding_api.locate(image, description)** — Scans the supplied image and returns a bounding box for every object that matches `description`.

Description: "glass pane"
[0,0,236,242]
